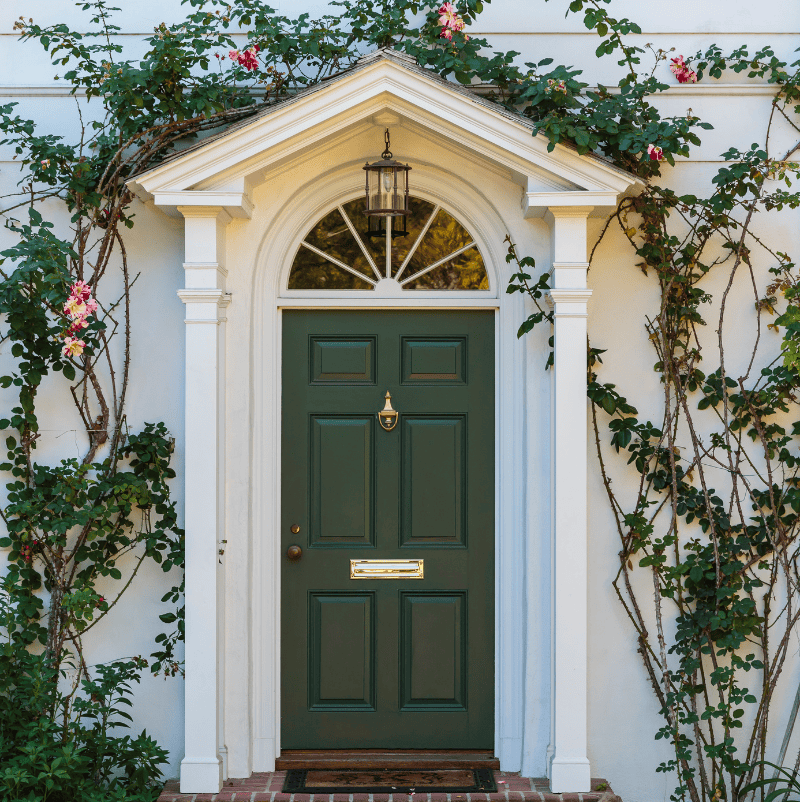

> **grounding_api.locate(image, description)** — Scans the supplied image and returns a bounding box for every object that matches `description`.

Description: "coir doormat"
[283,768,497,794]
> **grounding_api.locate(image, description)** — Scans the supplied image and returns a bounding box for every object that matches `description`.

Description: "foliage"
[742,762,800,802]
[2,0,800,798]
[504,3,800,802]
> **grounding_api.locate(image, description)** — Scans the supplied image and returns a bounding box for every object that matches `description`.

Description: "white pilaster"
[178,207,231,794]
[547,207,592,793]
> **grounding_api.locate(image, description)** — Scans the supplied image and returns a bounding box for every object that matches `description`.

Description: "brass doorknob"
[287,544,302,561]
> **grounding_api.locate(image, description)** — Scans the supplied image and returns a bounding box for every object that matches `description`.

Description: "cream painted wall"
[1,2,799,800]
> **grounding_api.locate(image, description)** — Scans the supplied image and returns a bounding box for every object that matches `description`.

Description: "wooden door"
[281,310,494,748]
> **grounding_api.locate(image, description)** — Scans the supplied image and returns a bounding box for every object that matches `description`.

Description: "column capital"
[546,288,592,305]
[545,205,595,222]
[177,205,233,225]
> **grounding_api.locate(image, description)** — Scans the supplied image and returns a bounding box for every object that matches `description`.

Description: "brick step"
[158,771,620,802]
[275,751,501,771]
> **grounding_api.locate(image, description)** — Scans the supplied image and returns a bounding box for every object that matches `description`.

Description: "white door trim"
[248,167,529,774]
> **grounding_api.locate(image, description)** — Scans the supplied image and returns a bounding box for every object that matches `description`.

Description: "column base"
[180,756,223,793]
[550,757,591,793]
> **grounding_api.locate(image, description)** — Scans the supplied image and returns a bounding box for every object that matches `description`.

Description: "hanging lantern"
[363,129,411,238]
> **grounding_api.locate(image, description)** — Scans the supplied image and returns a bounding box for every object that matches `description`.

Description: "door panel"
[310,416,374,545]
[401,416,465,546]
[311,337,376,384]
[401,337,466,384]
[400,592,466,710]
[282,310,494,749]
[309,592,375,710]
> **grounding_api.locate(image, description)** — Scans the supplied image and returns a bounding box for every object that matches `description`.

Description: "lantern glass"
[363,129,411,238]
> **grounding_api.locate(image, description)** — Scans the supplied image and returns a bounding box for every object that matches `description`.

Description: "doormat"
[283,769,497,794]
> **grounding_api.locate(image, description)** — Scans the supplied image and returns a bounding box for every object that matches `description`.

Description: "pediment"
[127,48,640,218]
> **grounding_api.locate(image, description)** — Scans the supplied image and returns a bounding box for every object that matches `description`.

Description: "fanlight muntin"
[288,194,491,295]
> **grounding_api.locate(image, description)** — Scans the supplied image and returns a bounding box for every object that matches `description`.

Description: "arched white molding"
[246,161,531,775]
[274,159,505,301]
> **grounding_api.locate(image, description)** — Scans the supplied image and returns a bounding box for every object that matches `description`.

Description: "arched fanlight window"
[288,197,489,291]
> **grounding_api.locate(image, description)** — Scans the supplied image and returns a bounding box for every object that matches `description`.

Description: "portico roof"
[127,47,640,219]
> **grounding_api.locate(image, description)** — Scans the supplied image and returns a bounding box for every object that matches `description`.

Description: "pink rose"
[669,56,698,84]
[239,48,259,71]
[437,2,457,25]
[67,318,89,335]
[647,144,664,162]
[63,337,86,358]
[69,280,92,301]
[437,2,466,39]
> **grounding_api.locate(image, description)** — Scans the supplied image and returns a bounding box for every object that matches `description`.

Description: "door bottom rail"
[276,750,500,771]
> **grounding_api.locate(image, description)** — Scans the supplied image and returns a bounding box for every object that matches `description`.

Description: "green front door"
[281,310,494,749]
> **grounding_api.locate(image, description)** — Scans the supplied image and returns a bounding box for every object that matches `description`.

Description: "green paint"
[282,311,494,749]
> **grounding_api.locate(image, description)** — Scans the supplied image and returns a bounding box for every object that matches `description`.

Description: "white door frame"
[248,170,529,776]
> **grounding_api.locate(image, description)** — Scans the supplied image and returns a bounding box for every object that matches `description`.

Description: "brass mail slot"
[350,559,424,580]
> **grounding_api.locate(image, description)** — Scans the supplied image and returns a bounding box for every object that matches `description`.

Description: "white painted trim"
[178,211,229,795]
[247,162,529,775]
[546,209,592,794]
[524,192,620,218]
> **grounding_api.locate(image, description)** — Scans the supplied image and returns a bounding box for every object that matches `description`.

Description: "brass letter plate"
[350,559,424,580]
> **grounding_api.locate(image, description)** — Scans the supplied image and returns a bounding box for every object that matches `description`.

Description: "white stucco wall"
[1,2,799,800]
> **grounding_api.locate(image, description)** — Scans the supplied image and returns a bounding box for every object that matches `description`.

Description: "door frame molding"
[249,168,532,776]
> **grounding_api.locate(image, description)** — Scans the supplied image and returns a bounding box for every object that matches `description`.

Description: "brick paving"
[157,772,620,802]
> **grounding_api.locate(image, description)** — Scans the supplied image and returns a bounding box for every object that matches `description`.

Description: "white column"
[177,207,230,794]
[547,207,593,793]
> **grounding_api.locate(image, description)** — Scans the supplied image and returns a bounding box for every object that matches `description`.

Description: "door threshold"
[275,750,500,770]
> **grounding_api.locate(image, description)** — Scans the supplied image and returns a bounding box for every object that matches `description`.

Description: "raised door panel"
[310,337,376,384]
[401,337,466,384]
[310,416,374,546]
[399,592,466,710]
[309,592,375,710]
[401,416,466,546]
